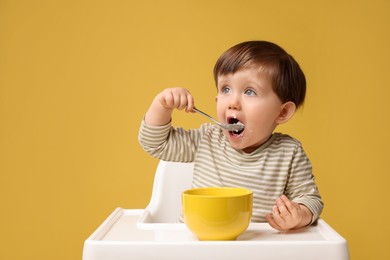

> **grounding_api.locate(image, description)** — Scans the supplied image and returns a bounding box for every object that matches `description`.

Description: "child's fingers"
[276,197,291,220]
[266,213,281,230]
[280,195,299,218]
[272,205,287,224]
[267,196,304,231]
[185,93,195,112]
[175,89,194,111]
[162,88,192,110]
[178,93,188,110]
[159,89,179,109]
[269,206,290,231]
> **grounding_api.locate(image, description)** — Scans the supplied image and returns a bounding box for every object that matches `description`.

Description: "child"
[138,41,323,231]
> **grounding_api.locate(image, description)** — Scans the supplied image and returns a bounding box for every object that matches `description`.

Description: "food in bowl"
[182,187,253,241]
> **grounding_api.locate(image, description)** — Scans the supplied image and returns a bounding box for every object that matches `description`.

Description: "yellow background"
[1,0,389,259]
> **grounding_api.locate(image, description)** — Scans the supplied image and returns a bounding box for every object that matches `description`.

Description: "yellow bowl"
[182,187,253,241]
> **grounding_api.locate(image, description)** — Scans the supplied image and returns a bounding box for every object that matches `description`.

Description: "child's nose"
[228,95,241,110]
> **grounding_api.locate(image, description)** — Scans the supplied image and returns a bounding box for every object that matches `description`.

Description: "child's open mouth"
[227,117,245,136]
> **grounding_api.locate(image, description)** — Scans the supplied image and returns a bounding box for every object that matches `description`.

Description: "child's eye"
[244,89,256,96]
[221,86,231,94]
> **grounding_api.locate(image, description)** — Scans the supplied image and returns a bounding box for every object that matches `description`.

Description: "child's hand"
[156,87,195,112]
[266,195,312,231]
[145,88,195,126]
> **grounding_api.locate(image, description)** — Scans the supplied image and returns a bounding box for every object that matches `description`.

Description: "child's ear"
[275,101,296,124]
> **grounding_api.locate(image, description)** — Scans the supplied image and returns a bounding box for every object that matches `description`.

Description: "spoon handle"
[192,108,221,126]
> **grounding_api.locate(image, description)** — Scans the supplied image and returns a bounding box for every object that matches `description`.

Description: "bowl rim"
[182,186,253,198]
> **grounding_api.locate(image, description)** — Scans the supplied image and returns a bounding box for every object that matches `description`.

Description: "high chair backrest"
[143,160,194,223]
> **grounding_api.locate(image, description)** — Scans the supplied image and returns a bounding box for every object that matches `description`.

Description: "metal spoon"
[192,108,245,132]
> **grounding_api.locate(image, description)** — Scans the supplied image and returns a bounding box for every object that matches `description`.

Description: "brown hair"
[213,41,306,108]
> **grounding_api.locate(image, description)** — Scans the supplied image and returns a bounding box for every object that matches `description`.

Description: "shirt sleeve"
[138,118,203,162]
[284,142,324,224]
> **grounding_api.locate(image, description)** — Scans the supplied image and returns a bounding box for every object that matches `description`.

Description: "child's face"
[216,67,286,153]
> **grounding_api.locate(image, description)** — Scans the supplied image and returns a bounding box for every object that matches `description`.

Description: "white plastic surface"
[83,208,349,260]
[138,160,194,225]
[83,160,350,260]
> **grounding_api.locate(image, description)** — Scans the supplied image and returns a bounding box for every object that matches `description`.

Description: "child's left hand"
[266,195,312,231]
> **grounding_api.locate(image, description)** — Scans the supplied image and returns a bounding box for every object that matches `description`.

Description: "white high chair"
[137,160,194,224]
[83,160,350,260]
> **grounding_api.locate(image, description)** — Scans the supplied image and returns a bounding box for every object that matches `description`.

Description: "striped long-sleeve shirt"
[138,120,323,223]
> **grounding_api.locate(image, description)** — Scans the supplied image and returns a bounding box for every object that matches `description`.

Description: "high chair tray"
[83,208,349,260]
